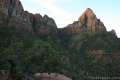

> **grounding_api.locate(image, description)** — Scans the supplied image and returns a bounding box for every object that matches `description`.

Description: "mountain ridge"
[0,0,57,35]
[0,0,108,36]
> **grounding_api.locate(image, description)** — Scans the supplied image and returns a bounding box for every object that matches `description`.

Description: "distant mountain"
[0,0,107,36]
[63,8,106,34]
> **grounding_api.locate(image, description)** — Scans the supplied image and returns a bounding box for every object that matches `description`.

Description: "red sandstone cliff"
[0,0,57,35]
[63,8,106,34]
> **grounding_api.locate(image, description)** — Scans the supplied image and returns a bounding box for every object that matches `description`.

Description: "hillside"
[0,0,120,80]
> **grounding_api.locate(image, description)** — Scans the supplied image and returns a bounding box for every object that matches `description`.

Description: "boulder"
[34,73,72,80]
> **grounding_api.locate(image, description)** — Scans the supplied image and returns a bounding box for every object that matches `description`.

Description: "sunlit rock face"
[63,8,106,34]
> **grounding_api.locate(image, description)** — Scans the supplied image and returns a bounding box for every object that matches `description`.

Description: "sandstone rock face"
[63,8,106,34]
[34,73,72,80]
[0,0,57,35]
[0,0,24,17]
[0,0,106,35]
[33,15,57,35]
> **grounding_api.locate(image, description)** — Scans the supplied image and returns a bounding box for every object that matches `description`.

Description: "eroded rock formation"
[63,8,106,34]
[0,0,57,35]
[0,0,108,36]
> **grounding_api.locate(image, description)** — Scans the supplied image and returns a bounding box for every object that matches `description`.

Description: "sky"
[20,0,120,37]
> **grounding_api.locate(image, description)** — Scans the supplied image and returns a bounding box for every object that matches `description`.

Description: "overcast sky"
[20,0,120,37]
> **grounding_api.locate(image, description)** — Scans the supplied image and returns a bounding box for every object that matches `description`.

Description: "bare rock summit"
[63,8,106,34]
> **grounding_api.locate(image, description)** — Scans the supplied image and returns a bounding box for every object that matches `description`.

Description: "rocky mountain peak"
[79,8,96,22]
[82,8,94,16]
[0,0,107,36]
[63,8,106,34]
[85,8,94,13]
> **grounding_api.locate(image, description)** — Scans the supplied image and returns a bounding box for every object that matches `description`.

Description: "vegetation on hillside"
[0,25,120,80]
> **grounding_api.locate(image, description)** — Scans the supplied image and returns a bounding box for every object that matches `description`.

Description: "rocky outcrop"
[32,14,57,35]
[0,0,57,35]
[34,73,72,80]
[0,72,72,80]
[0,0,107,36]
[63,8,106,34]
